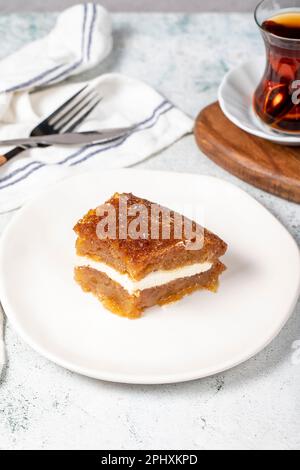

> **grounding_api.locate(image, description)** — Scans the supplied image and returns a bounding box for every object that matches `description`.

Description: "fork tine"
[52,91,97,131]
[56,97,102,134]
[33,85,88,132]
[63,98,103,133]
[50,88,97,128]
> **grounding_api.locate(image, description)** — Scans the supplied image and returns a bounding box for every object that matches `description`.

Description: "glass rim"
[254,0,300,42]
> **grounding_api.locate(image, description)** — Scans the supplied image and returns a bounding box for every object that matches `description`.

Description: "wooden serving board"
[194,102,300,204]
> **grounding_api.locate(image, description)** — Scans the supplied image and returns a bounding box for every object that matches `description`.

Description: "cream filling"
[76,256,212,294]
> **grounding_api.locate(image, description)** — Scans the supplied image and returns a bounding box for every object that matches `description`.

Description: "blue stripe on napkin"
[59,100,171,166]
[87,3,97,60]
[70,104,174,167]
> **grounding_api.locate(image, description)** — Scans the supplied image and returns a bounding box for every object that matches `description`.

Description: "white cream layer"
[76,256,212,294]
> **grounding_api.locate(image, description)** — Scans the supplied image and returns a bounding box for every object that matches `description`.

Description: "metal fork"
[0,86,102,166]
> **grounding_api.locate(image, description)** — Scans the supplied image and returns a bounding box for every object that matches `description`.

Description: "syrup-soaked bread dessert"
[74,193,227,318]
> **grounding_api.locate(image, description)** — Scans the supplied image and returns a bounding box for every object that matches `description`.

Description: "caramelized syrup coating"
[74,193,227,280]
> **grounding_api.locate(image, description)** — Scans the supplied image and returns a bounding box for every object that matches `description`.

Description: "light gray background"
[1,0,259,13]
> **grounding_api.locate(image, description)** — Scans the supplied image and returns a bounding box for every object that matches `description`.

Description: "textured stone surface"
[0,12,299,450]
[0,1,260,13]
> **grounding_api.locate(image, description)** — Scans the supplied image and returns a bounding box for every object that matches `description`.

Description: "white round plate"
[218,58,300,146]
[0,170,299,384]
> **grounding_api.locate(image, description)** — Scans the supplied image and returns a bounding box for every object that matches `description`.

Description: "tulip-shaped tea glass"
[254,0,300,134]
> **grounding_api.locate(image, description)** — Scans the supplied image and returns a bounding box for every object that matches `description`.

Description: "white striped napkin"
[0,75,193,213]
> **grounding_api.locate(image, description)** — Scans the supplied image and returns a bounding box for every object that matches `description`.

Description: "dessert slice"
[74,193,227,318]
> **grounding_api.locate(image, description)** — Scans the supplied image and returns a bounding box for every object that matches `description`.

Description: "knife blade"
[0,127,133,147]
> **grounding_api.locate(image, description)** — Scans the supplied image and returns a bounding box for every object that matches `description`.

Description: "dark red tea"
[262,12,300,38]
[254,12,300,133]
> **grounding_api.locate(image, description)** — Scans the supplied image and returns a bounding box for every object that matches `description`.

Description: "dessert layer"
[76,256,213,294]
[75,235,226,281]
[74,261,226,318]
[74,193,227,280]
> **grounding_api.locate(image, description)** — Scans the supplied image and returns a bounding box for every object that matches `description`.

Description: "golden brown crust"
[74,261,226,319]
[74,193,227,280]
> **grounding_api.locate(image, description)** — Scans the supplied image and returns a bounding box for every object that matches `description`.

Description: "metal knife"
[0,127,133,147]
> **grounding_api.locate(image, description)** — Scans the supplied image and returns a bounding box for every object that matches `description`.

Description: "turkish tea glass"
[254,0,300,134]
